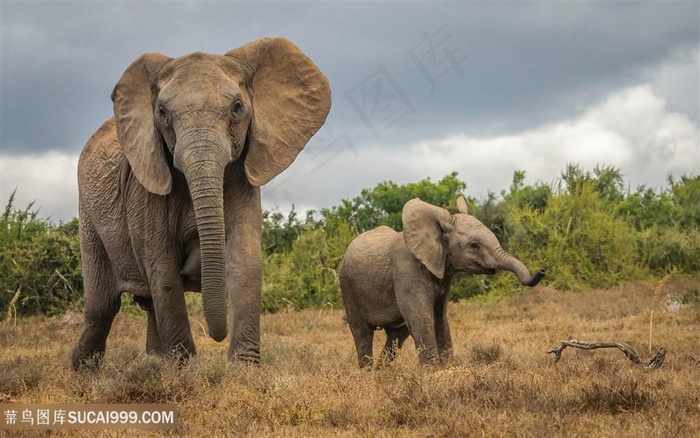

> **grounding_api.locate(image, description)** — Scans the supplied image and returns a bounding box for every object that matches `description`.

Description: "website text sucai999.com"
[1,404,177,430]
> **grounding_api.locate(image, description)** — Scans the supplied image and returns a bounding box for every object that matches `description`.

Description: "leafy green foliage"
[261,174,474,311]
[668,174,700,228]
[2,166,699,316]
[616,175,700,273]
[262,220,355,312]
[506,183,642,290]
[1,192,82,318]
[561,164,625,203]
[321,172,469,233]
[636,225,700,273]
[262,207,308,255]
[262,167,699,310]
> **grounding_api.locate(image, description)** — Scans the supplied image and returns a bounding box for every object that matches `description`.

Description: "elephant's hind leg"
[71,220,120,370]
[341,290,375,368]
[379,325,409,365]
[345,311,375,368]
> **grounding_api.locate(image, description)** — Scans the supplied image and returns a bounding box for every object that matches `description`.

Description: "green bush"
[2,166,699,317]
[260,167,699,309]
[322,172,469,234]
[636,225,700,273]
[505,183,643,291]
[262,220,355,312]
[1,193,82,319]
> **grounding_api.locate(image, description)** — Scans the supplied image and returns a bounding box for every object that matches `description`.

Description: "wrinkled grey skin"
[339,197,544,368]
[71,37,331,370]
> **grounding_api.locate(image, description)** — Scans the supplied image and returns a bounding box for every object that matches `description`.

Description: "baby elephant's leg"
[434,294,453,364]
[398,294,440,364]
[350,322,375,368]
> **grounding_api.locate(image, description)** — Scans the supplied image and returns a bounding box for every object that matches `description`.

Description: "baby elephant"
[339,196,544,367]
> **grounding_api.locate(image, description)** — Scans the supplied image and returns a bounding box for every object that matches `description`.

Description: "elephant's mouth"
[472,263,497,275]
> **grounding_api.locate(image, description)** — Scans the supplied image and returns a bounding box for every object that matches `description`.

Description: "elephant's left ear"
[402,199,453,279]
[226,38,332,186]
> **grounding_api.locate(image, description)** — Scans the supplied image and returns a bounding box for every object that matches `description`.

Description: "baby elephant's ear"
[456,196,469,214]
[402,198,453,279]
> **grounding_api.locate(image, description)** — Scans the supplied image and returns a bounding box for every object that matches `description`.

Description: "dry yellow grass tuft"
[1,276,699,437]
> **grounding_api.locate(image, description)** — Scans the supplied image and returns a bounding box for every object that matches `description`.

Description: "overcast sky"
[1,2,698,222]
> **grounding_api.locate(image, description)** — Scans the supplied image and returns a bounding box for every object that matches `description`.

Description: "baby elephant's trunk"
[496,248,545,287]
[523,269,546,287]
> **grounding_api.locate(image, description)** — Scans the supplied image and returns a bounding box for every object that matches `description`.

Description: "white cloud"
[417,85,699,195]
[2,85,697,223]
[270,83,699,212]
[646,45,699,126]
[0,152,79,223]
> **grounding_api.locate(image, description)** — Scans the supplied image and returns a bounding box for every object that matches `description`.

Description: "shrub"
[1,193,82,319]
[262,220,355,312]
[3,166,699,316]
[505,182,644,291]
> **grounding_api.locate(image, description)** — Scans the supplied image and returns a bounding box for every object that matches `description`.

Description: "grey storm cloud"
[1,2,698,222]
[2,2,698,155]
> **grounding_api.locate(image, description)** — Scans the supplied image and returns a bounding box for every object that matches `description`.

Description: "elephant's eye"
[157,105,169,126]
[231,100,244,118]
[469,242,480,250]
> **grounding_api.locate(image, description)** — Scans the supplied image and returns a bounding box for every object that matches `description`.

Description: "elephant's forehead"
[157,62,247,108]
[163,62,233,85]
[454,215,487,233]
[168,52,244,72]
[160,54,246,86]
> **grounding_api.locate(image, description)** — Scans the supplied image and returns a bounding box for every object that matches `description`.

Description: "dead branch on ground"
[547,339,665,370]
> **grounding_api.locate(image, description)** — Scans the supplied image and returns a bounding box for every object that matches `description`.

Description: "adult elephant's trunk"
[177,136,230,343]
[495,247,545,287]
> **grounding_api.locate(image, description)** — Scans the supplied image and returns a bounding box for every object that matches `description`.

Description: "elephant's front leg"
[226,210,262,364]
[397,288,440,364]
[149,260,196,360]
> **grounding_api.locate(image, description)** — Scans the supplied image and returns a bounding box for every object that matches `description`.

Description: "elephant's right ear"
[112,53,173,196]
[402,198,453,279]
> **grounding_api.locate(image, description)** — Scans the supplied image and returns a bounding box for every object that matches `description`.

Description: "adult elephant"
[71,37,331,370]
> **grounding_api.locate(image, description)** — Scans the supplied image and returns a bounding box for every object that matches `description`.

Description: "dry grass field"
[1,276,699,437]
